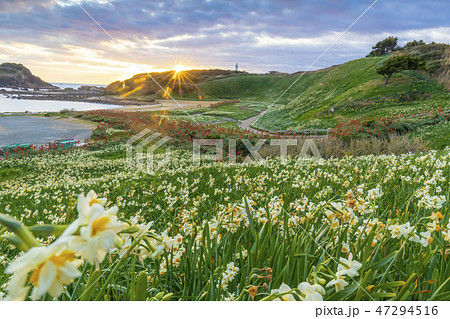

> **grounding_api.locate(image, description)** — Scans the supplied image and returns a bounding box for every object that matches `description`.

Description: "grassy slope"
[253,57,449,130]
[177,56,449,131]
[181,70,330,103]
[111,45,449,138]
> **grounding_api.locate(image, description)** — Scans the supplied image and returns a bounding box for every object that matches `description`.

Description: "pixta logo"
[126,129,172,173]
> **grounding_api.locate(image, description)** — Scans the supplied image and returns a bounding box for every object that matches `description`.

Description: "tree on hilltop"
[403,40,426,49]
[367,36,399,57]
[376,55,424,85]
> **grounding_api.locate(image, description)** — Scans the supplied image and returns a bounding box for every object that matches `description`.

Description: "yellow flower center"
[428,236,433,244]
[89,198,102,206]
[29,250,75,286]
[91,216,111,236]
[29,263,44,286]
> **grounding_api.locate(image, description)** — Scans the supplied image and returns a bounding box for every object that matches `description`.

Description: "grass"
[210,121,241,129]
[412,121,450,149]
[163,101,268,122]
[254,57,450,131]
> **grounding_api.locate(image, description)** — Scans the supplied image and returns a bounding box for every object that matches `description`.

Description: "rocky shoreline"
[1,89,157,106]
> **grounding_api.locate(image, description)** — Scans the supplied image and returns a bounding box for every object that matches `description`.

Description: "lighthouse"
[235,63,238,73]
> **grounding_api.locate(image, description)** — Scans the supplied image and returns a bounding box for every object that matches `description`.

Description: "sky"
[0,0,449,84]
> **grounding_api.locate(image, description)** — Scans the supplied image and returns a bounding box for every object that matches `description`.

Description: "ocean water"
[0,95,120,113]
[0,116,94,146]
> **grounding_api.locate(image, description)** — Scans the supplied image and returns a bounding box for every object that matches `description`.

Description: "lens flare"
[173,65,189,73]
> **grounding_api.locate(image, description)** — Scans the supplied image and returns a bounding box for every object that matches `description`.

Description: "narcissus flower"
[76,191,107,224]
[338,253,362,278]
[388,222,414,239]
[5,239,81,300]
[297,282,325,301]
[410,231,433,247]
[326,273,349,292]
[341,242,350,254]
[70,205,125,264]
[271,283,296,301]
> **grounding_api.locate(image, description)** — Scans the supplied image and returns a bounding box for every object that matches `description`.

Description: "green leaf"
[429,276,450,301]
[372,281,406,292]
[119,226,140,234]
[370,292,397,298]
[370,249,399,270]
[161,293,173,301]
[0,213,40,251]
[355,269,373,300]
[134,271,148,301]
[28,225,68,237]
[243,198,256,240]
[1,235,29,251]
[80,270,101,301]
[395,273,417,301]
[327,282,359,300]
[430,291,450,301]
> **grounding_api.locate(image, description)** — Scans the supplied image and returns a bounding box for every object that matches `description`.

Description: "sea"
[0,83,117,113]
[0,83,115,146]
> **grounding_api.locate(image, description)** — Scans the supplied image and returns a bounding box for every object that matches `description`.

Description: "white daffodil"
[388,223,413,239]
[443,229,450,242]
[341,242,350,254]
[271,283,296,301]
[430,211,443,222]
[426,220,440,232]
[410,231,433,247]
[388,224,402,238]
[76,190,107,224]
[137,236,165,261]
[5,239,81,300]
[338,253,362,278]
[298,282,325,301]
[70,205,125,264]
[326,273,349,292]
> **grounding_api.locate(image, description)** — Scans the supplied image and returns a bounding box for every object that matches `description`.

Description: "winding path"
[238,110,267,133]
[238,110,330,138]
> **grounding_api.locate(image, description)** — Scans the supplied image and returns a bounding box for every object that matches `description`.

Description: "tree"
[403,40,426,49]
[376,55,423,85]
[367,36,399,56]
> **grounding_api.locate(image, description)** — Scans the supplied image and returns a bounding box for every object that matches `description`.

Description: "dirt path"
[238,110,267,133]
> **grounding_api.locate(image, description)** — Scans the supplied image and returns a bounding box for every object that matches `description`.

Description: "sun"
[173,64,189,73]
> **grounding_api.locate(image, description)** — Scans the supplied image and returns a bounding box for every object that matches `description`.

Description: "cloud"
[0,0,448,83]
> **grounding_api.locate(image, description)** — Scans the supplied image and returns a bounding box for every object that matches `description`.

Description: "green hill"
[106,43,450,132]
[254,55,450,131]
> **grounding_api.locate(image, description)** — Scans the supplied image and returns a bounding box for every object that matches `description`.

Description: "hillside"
[106,43,450,132]
[254,43,450,130]
[0,63,56,89]
[254,56,450,131]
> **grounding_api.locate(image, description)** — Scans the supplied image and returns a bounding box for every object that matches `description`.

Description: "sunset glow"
[173,65,189,73]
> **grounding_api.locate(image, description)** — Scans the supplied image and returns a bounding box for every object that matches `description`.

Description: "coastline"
[1,89,218,110]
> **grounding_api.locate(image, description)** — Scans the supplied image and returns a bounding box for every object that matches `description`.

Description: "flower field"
[0,145,449,301]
